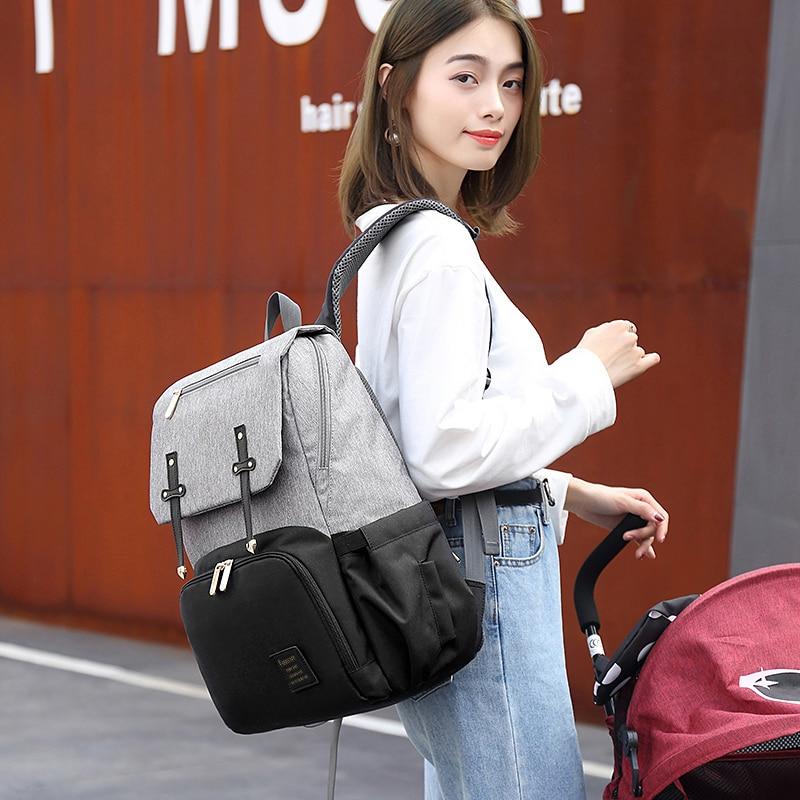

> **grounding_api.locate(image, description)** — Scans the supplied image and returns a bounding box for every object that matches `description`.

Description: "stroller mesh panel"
[680,752,800,799]
[732,731,800,753]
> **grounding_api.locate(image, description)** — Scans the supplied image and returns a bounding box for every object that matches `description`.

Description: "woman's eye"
[453,74,524,90]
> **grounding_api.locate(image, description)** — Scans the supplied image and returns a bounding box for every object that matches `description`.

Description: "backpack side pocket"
[333,501,476,692]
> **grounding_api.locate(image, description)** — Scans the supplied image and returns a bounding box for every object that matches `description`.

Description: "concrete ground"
[0,614,615,799]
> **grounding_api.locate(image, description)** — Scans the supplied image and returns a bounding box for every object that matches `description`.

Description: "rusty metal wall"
[0,1,771,721]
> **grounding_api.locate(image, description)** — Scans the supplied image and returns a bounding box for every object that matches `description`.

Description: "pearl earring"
[384,124,400,146]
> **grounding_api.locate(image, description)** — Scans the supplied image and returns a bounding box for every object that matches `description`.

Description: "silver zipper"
[209,562,225,595]
[208,559,234,595]
[165,355,261,419]
[165,391,181,419]
[218,559,234,592]
[309,338,331,469]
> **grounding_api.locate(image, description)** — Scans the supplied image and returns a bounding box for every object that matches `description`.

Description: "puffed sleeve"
[395,265,616,537]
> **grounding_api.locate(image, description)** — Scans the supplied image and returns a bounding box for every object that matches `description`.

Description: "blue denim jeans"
[394,476,587,800]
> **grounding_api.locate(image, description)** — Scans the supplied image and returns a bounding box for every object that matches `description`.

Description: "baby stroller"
[574,513,800,799]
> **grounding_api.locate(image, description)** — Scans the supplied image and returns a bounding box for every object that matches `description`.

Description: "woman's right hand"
[577,320,660,389]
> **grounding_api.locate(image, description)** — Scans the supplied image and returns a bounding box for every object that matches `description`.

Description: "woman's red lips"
[467,129,502,138]
[465,130,502,146]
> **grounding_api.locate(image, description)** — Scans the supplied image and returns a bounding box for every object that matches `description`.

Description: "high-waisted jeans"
[394,476,587,800]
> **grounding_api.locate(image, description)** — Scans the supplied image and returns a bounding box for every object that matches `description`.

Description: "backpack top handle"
[315,198,480,340]
[265,291,303,340]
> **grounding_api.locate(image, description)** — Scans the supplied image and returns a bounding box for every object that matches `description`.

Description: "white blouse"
[353,203,617,545]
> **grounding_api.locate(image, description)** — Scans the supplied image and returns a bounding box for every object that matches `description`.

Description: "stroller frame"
[574,514,800,799]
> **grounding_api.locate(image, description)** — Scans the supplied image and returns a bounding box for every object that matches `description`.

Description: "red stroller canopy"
[626,563,800,796]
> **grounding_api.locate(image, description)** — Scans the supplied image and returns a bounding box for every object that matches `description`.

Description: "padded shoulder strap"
[316,198,480,339]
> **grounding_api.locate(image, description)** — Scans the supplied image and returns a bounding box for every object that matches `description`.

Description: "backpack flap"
[149,325,322,574]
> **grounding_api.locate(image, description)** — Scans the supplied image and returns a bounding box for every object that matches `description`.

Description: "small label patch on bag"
[269,646,319,692]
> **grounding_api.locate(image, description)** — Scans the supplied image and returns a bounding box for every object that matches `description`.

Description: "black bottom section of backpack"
[181,500,484,734]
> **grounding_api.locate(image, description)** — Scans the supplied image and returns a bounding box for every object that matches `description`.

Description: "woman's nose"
[479,84,505,120]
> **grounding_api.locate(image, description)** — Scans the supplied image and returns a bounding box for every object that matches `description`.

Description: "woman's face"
[379,16,526,207]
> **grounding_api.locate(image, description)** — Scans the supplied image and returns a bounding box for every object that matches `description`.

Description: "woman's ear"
[377,63,393,99]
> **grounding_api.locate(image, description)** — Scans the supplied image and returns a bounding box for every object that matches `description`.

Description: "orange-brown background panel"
[0,1,770,723]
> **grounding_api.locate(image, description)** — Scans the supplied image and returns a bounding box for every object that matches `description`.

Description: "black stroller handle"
[574,513,649,633]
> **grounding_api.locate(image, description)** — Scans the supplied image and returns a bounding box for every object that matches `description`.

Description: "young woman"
[337,1,669,798]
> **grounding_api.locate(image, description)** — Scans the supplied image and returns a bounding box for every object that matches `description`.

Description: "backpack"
[148,198,501,798]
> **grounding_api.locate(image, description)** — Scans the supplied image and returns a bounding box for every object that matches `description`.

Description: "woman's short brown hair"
[337,0,544,238]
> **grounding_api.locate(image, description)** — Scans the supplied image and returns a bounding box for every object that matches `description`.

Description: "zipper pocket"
[185,550,359,673]
[270,552,358,671]
[309,338,331,469]
[165,354,261,419]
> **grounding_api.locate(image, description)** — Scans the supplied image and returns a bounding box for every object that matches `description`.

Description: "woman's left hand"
[566,478,669,560]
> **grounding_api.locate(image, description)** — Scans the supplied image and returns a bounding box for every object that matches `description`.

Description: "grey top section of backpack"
[150,323,422,567]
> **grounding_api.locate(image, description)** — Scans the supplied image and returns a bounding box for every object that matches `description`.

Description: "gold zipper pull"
[165,389,182,420]
[246,538,257,554]
[218,559,234,592]
[209,562,224,595]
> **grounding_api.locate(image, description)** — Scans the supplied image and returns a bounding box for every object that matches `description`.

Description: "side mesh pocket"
[332,501,468,692]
